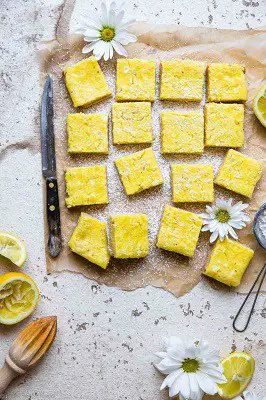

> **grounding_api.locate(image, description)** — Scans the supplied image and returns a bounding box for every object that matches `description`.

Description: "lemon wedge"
[0,272,40,325]
[218,351,255,399]
[253,81,266,127]
[0,232,26,267]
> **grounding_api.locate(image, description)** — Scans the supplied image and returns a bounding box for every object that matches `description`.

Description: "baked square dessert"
[116,59,156,102]
[115,148,163,195]
[110,214,149,258]
[65,166,108,207]
[172,164,214,202]
[161,111,204,154]
[67,113,109,154]
[204,238,254,287]
[156,205,203,257]
[63,57,111,108]
[215,149,263,198]
[204,103,244,148]
[68,213,110,269]
[112,102,152,144]
[160,59,205,101]
[207,63,247,102]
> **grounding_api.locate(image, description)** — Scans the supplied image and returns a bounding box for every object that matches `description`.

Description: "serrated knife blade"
[41,75,62,257]
[41,75,56,177]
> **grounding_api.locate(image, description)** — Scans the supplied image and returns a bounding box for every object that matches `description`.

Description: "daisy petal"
[161,369,183,390]
[111,39,128,56]
[210,230,219,243]
[117,18,136,30]
[82,42,98,54]
[196,372,218,395]
[83,28,101,38]
[179,373,191,399]
[92,40,106,59]
[115,30,137,45]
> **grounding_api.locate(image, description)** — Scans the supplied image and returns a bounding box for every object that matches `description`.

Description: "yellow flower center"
[182,358,200,373]
[101,26,115,42]
[216,209,230,223]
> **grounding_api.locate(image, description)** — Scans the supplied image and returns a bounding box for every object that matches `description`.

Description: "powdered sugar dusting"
[41,34,263,297]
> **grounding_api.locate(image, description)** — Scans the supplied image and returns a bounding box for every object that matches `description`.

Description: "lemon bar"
[110,214,149,258]
[161,111,204,154]
[215,149,263,198]
[156,205,203,257]
[172,164,214,203]
[160,59,205,101]
[115,148,163,195]
[204,238,254,287]
[67,113,109,154]
[63,57,111,108]
[207,63,247,102]
[68,213,110,269]
[205,103,244,148]
[65,166,108,207]
[112,102,153,144]
[116,59,156,102]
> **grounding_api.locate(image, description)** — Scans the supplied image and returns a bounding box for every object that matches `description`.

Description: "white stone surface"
[0,0,265,399]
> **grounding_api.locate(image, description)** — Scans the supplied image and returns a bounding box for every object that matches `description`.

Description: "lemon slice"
[0,232,26,267]
[218,352,255,399]
[253,81,266,127]
[0,272,40,325]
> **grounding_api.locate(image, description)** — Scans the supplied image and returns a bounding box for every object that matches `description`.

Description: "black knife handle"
[46,177,62,257]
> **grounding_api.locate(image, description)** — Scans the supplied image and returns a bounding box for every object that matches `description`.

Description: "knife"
[41,75,62,257]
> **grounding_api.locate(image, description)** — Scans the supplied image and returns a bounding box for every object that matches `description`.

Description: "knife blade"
[41,75,62,257]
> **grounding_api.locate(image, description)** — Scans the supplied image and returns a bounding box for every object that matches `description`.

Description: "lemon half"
[0,232,26,267]
[253,81,266,127]
[0,272,40,325]
[218,351,255,399]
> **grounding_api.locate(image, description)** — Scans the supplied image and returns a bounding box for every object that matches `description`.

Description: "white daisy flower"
[200,199,250,243]
[75,1,137,61]
[235,390,266,400]
[155,336,227,400]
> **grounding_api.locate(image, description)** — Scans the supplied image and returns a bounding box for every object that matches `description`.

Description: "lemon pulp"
[253,81,266,127]
[0,273,39,325]
[0,232,26,267]
[218,352,255,399]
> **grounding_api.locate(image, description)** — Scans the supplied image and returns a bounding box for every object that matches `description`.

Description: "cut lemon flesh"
[0,232,26,267]
[0,272,40,325]
[218,352,255,399]
[253,81,266,127]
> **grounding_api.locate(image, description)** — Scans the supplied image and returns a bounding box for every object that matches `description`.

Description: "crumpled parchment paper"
[39,10,266,297]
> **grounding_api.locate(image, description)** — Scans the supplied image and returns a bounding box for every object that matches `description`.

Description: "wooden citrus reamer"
[0,316,57,394]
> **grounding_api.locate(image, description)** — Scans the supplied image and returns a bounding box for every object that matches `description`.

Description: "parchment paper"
[39,19,266,297]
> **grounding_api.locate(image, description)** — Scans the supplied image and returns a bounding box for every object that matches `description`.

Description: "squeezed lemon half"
[0,272,40,325]
[218,352,255,399]
[253,81,266,127]
[0,232,26,267]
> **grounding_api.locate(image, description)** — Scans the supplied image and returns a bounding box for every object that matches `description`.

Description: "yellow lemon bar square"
[65,166,108,207]
[115,148,163,195]
[161,111,204,154]
[110,214,149,258]
[67,113,109,154]
[63,57,111,107]
[172,164,214,203]
[160,59,205,101]
[68,213,110,269]
[207,63,247,102]
[112,102,153,144]
[116,59,156,102]
[215,149,263,198]
[156,205,203,257]
[204,238,254,287]
[205,103,244,147]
